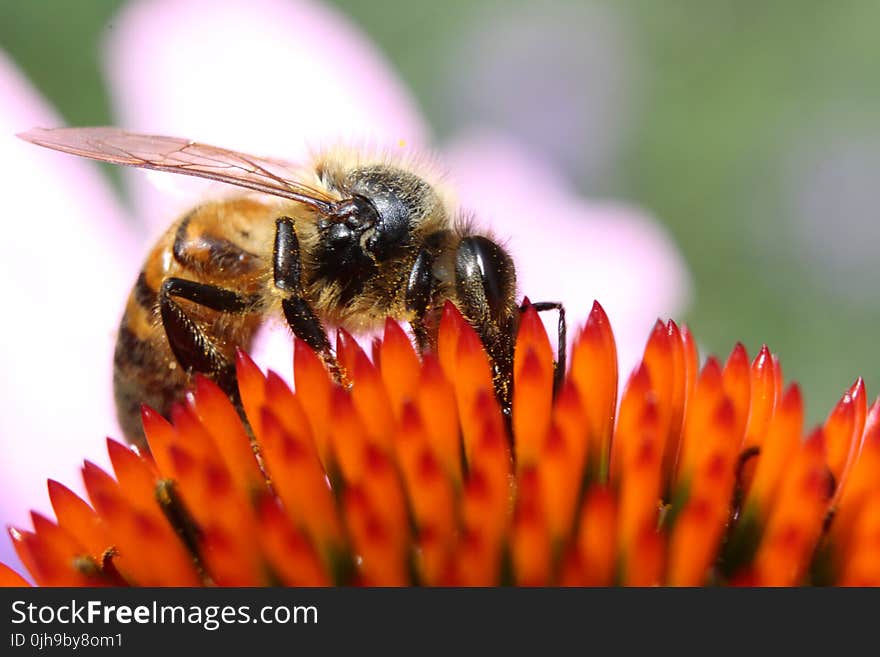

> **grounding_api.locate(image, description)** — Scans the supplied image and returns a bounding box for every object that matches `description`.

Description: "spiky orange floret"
[4,300,880,586]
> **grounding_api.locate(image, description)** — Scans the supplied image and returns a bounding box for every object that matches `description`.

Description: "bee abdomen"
[113,218,267,446]
[133,271,157,312]
[113,319,183,448]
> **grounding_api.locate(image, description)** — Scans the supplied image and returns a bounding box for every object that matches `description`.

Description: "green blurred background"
[2,0,878,424]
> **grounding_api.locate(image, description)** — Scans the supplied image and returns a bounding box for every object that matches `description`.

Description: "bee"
[18,127,566,447]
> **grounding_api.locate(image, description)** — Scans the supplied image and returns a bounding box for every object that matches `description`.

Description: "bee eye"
[357,193,409,261]
[345,166,440,262]
[329,195,378,228]
[349,195,379,227]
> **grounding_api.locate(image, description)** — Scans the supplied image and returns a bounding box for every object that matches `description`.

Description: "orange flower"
[3,300,879,586]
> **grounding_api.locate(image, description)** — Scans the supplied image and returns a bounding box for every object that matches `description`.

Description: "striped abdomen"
[113,197,276,446]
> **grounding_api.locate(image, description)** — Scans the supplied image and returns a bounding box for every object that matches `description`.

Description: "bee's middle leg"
[159,277,260,400]
[273,216,345,382]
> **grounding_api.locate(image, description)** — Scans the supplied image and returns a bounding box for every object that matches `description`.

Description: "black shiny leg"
[454,236,517,421]
[163,277,260,313]
[521,300,567,393]
[159,278,246,399]
[405,246,435,353]
[273,217,343,380]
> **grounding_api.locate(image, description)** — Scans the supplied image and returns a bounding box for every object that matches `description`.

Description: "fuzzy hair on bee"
[17,127,559,447]
[298,144,458,331]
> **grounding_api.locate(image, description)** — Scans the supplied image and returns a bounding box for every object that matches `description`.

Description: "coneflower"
[3,300,877,587]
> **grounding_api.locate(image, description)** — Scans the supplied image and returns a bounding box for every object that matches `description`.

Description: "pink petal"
[443,130,692,374]
[440,2,638,185]
[104,0,430,233]
[0,52,139,571]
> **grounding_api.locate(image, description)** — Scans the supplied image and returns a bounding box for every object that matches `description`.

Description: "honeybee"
[19,127,566,447]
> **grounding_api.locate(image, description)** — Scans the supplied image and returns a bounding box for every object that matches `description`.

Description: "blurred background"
[1,0,878,424]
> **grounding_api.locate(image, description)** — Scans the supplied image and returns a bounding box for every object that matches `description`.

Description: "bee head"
[323,164,442,262]
[347,165,443,261]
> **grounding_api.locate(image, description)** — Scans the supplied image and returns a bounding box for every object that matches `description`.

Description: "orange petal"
[514,347,553,467]
[615,367,663,560]
[456,329,501,464]
[668,498,724,586]
[513,306,554,467]
[688,396,738,514]
[48,479,110,561]
[360,443,410,553]
[832,400,880,558]
[191,376,264,494]
[538,423,581,540]
[256,497,329,586]
[641,320,676,487]
[839,489,880,586]
[569,301,617,482]
[293,338,334,465]
[462,415,513,553]
[722,343,751,445]
[624,526,665,586]
[107,438,159,512]
[575,485,617,586]
[394,403,455,540]
[753,429,831,586]
[380,318,422,418]
[141,405,176,478]
[680,324,700,413]
[335,327,363,380]
[415,356,462,484]
[415,525,455,586]
[512,467,551,585]
[552,382,589,491]
[82,461,199,586]
[258,408,342,549]
[826,378,866,503]
[264,371,314,445]
[349,343,395,447]
[744,384,804,517]
[676,358,724,487]
[24,512,101,586]
[668,398,738,586]
[0,561,30,586]
[743,346,779,450]
[235,347,267,437]
[437,300,466,381]
[451,527,501,586]
[327,386,370,485]
[343,484,408,585]
[663,320,689,489]
[611,362,653,485]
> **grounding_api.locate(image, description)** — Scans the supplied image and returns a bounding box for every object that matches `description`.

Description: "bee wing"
[17,126,337,210]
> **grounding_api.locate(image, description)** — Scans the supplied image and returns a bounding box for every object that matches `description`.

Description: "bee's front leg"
[273,216,346,384]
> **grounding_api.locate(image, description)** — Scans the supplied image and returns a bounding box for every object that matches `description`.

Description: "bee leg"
[405,247,436,353]
[159,277,258,400]
[521,301,567,394]
[163,277,260,313]
[453,238,516,422]
[273,217,345,383]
